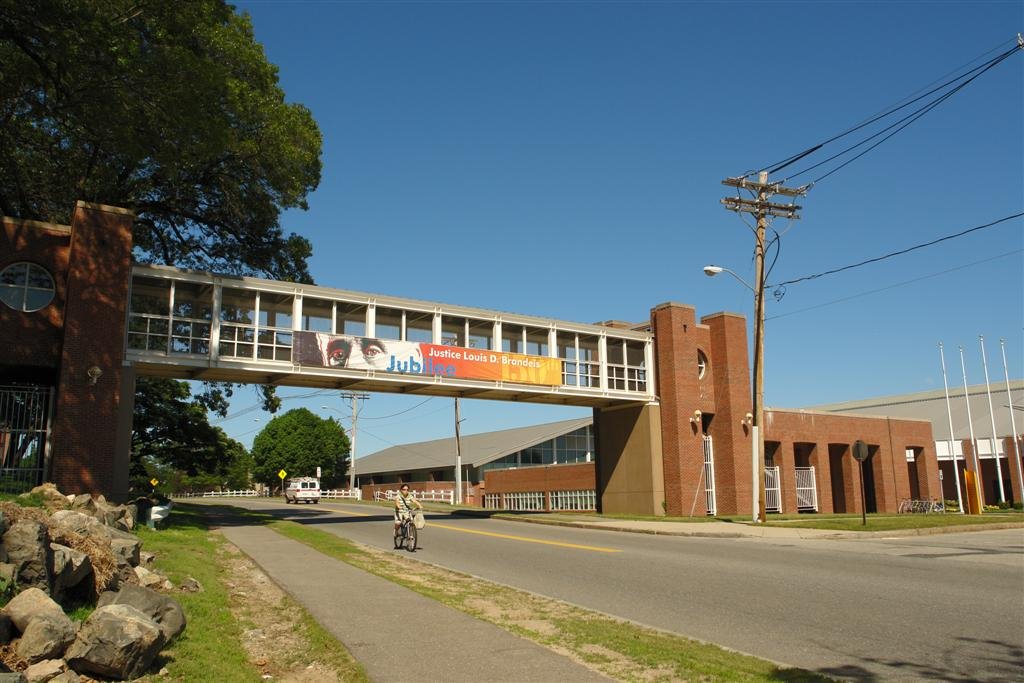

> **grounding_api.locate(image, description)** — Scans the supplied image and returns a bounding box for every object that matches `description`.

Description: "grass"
[759,513,1024,532]
[136,505,368,682]
[261,513,829,682]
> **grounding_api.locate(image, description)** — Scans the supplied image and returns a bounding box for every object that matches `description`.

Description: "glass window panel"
[258,330,275,344]
[607,341,624,365]
[26,265,53,288]
[626,342,645,366]
[0,263,27,285]
[441,315,465,347]
[193,323,210,339]
[149,319,168,336]
[557,333,577,360]
[375,307,403,341]
[130,277,171,315]
[467,320,493,350]
[171,338,191,353]
[257,346,274,360]
[301,297,333,332]
[336,302,366,336]
[191,340,210,354]
[127,334,147,350]
[234,343,252,357]
[129,317,148,333]
[276,332,292,346]
[172,321,192,336]
[259,292,293,328]
[147,335,167,352]
[405,312,433,343]
[502,325,523,354]
[0,287,21,309]
[24,289,53,311]
[221,289,256,323]
[525,327,548,356]
[172,281,213,320]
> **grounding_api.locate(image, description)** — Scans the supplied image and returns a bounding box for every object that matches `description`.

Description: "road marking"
[328,508,374,517]
[428,522,622,553]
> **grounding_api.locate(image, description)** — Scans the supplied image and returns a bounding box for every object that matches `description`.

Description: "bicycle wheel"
[405,524,417,552]
[393,527,402,550]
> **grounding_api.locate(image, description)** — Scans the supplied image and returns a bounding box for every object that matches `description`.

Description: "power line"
[766,249,1023,321]
[358,397,435,420]
[771,212,1023,287]
[747,38,1021,180]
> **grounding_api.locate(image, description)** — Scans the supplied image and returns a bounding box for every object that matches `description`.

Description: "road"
[222,499,1024,681]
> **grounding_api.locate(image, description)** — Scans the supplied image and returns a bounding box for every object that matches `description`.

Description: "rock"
[133,566,163,589]
[16,614,77,663]
[0,613,12,643]
[3,588,64,632]
[0,563,17,588]
[179,577,201,593]
[0,510,9,538]
[109,536,141,567]
[48,673,79,683]
[69,495,92,511]
[49,545,93,603]
[23,485,69,512]
[95,592,116,609]
[105,584,185,643]
[24,658,65,683]
[139,551,156,568]
[65,604,165,680]
[2,520,51,592]
[49,512,105,540]
[0,674,26,682]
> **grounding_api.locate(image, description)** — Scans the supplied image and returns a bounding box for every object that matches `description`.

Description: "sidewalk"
[212,513,609,683]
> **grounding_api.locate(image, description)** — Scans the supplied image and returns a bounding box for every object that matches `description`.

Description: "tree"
[252,409,350,488]
[0,0,322,282]
[131,376,252,491]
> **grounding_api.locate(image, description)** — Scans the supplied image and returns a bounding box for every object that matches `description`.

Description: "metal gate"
[0,386,51,493]
[703,435,717,516]
[764,465,781,513]
[795,466,819,511]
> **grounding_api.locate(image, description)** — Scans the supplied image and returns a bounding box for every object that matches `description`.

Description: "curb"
[476,513,1024,540]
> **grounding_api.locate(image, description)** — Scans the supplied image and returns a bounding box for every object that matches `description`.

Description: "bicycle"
[393,510,418,552]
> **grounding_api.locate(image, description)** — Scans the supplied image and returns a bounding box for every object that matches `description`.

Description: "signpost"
[853,440,869,526]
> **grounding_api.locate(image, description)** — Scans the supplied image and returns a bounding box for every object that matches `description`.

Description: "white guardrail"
[374,489,455,504]
[172,490,268,498]
[321,489,362,500]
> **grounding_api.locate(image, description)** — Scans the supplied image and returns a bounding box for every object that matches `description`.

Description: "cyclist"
[393,484,423,534]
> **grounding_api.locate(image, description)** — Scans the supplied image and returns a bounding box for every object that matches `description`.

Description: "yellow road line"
[324,505,620,553]
[429,522,621,553]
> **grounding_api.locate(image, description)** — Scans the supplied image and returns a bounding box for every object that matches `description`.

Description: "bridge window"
[335,302,366,336]
[557,332,578,386]
[128,276,171,351]
[406,311,433,343]
[220,289,256,358]
[577,335,600,387]
[257,292,293,362]
[525,327,548,356]
[301,298,333,333]
[170,281,212,355]
[626,341,647,391]
[0,262,55,312]
[501,325,523,354]
[467,319,493,350]
[375,307,403,341]
[441,315,466,347]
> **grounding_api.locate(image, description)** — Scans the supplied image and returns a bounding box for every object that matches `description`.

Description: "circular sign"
[853,440,869,462]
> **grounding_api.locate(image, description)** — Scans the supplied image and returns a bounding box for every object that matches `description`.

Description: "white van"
[283,477,321,504]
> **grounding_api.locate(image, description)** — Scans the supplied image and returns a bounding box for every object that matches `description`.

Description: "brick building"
[3,203,958,515]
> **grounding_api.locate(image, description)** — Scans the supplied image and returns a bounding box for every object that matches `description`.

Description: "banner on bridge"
[294,331,563,386]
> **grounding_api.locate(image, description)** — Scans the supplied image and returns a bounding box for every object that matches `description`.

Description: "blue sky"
[216,0,1024,456]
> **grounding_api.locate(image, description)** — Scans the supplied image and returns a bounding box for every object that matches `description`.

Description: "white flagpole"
[1000,338,1023,504]
[939,343,965,514]
[979,336,1006,503]
[959,345,984,506]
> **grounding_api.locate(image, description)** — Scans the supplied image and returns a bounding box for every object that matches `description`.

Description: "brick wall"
[49,203,135,496]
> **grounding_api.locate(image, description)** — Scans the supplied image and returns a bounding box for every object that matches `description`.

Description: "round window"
[0,262,56,312]
[697,350,708,379]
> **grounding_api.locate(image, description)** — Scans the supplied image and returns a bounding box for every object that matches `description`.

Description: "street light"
[704,262,766,524]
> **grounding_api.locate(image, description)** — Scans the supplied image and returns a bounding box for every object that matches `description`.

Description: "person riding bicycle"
[393,484,423,533]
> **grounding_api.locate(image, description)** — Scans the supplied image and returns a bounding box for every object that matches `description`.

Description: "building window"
[697,350,708,379]
[0,262,55,312]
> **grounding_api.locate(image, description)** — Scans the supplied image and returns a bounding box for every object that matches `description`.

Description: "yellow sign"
[150,478,159,487]
[278,469,287,481]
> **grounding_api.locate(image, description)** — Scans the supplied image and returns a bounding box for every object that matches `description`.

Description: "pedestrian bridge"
[126,265,655,408]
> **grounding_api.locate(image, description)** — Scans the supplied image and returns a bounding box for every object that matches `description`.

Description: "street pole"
[721,172,806,523]
[979,336,1006,502]
[349,394,359,491]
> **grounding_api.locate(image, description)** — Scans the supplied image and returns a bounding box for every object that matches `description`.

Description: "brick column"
[50,202,134,497]
[1004,437,1023,506]
[812,442,834,513]
[776,439,798,513]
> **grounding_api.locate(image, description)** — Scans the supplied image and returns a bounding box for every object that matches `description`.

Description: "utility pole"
[721,172,806,522]
[324,392,369,490]
[454,397,463,504]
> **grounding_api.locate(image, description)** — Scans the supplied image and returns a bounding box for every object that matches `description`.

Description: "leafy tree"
[252,409,350,488]
[0,0,322,282]
[131,377,252,491]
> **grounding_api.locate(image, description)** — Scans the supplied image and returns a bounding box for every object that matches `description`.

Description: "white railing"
[549,489,596,511]
[503,491,545,511]
[484,493,502,509]
[321,489,362,500]
[795,466,818,511]
[374,489,455,504]
[172,489,267,498]
[764,466,781,513]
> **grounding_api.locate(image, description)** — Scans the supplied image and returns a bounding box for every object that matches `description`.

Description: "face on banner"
[293,331,562,386]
